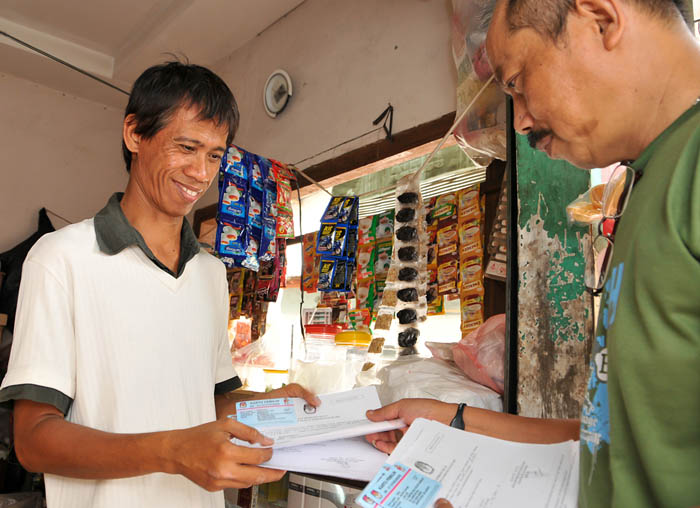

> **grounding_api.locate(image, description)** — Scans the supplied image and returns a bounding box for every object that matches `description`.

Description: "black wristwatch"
[449,403,467,430]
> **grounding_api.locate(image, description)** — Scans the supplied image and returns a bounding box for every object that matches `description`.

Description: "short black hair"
[505,0,690,42]
[122,61,239,172]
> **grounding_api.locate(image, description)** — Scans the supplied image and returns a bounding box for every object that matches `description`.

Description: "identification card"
[357,462,441,508]
[236,398,298,428]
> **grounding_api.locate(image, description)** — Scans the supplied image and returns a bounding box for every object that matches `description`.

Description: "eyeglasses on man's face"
[585,164,641,296]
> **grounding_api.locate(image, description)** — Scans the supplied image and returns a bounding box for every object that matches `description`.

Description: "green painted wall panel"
[515,135,594,418]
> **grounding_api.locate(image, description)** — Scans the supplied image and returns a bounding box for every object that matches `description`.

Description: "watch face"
[264,71,291,117]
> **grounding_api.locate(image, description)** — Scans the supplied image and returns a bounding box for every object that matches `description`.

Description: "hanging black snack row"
[374,173,429,354]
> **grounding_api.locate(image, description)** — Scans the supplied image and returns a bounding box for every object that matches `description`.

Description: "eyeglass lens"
[586,165,636,294]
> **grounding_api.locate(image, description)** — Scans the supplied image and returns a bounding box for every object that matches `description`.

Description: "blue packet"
[259,156,276,187]
[248,153,264,193]
[331,258,349,291]
[248,192,263,229]
[317,258,335,291]
[259,219,277,262]
[332,225,348,257]
[242,226,261,272]
[257,156,278,219]
[218,173,247,219]
[215,217,246,261]
[316,223,335,255]
[220,145,247,180]
[337,197,358,225]
[321,196,345,223]
[263,184,278,219]
[345,226,358,259]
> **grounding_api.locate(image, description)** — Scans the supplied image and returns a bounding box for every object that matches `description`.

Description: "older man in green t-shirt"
[366,1,700,506]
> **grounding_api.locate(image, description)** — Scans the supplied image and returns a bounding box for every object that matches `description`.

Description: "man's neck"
[120,180,183,272]
[631,23,700,156]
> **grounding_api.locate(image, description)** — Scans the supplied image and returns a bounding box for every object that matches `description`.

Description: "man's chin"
[543,147,597,171]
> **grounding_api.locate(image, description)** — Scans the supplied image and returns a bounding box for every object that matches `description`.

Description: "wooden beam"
[297,112,457,194]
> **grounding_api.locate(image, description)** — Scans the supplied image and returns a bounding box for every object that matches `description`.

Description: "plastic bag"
[375,356,502,411]
[452,313,505,394]
[566,184,605,226]
[451,0,506,165]
[0,492,43,508]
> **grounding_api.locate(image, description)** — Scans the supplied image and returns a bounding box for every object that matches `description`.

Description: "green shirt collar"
[94,193,201,278]
[631,98,700,173]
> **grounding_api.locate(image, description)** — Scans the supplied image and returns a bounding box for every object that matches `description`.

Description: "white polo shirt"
[0,194,239,507]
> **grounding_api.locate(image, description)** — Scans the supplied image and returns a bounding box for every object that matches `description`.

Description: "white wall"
[197,0,457,211]
[0,72,127,252]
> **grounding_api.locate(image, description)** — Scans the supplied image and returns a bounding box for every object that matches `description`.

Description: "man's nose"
[512,94,534,135]
[186,153,212,184]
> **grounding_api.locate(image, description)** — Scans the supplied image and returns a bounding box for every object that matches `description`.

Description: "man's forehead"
[166,105,228,144]
[485,0,511,84]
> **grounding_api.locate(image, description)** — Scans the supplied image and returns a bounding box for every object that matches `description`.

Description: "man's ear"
[123,114,140,159]
[575,0,625,50]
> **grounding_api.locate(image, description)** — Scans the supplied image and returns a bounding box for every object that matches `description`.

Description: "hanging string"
[292,126,384,167]
[289,165,333,197]
[46,209,74,225]
[414,74,495,179]
[290,76,495,199]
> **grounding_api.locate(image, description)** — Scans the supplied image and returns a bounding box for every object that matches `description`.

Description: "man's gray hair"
[505,0,690,41]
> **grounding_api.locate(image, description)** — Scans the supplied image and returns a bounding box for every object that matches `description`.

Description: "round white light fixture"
[263,69,293,118]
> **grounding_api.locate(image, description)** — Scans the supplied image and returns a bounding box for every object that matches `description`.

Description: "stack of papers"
[357,418,579,508]
[232,386,403,480]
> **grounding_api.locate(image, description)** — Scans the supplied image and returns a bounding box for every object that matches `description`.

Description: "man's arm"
[14,399,284,491]
[365,399,579,453]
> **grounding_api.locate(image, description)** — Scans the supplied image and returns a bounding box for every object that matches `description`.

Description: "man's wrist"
[154,430,180,475]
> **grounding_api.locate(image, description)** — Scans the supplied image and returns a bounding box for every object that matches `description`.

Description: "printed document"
[358,418,579,508]
[262,436,388,481]
[232,385,403,449]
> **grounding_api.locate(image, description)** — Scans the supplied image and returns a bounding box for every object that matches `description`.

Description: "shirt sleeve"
[213,265,239,393]
[0,256,76,413]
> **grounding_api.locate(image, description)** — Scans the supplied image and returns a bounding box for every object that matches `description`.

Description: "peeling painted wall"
[516,136,594,419]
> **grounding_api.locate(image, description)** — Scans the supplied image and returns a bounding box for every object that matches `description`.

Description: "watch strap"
[449,402,467,430]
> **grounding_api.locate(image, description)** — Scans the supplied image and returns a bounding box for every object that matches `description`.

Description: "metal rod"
[0,31,130,96]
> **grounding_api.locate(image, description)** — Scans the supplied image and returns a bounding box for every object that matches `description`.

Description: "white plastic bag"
[375,356,502,412]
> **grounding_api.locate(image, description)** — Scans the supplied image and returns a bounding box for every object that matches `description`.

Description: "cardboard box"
[288,473,364,508]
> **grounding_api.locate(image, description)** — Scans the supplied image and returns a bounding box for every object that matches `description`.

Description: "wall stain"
[516,135,594,419]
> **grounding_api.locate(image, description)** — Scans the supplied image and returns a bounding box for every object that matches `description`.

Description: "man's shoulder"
[27,218,97,266]
[191,248,226,277]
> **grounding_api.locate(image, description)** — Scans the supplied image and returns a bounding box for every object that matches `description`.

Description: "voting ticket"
[235,398,297,427]
[356,462,442,508]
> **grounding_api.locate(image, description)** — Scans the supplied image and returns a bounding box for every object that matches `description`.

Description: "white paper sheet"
[262,437,388,481]
[384,418,579,508]
[233,386,404,449]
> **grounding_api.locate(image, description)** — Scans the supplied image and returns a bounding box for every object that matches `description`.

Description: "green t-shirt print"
[579,100,700,508]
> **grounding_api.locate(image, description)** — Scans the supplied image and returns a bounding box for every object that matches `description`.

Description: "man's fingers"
[212,464,286,490]
[284,383,321,407]
[434,499,453,508]
[371,440,397,454]
[224,418,274,446]
[226,442,274,465]
[366,401,401,422]
[364,431,394,445]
